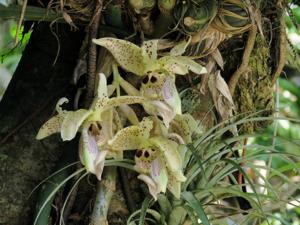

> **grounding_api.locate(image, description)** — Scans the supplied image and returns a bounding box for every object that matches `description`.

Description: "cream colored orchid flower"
[92,37,207,76]
[92,38,207,127]
[112,68,181,127]
[36,73,149,180]
[108,116,191,199]
[79,123,108,180]
[36,73,147,141]
[79,108,124,181]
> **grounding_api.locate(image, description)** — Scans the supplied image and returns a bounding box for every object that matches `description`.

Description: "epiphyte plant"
[36,73,149,180]
[36,33,207,199]
[93,37,207,126]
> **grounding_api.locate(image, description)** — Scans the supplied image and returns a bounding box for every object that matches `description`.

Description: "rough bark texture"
[0,22,84,225]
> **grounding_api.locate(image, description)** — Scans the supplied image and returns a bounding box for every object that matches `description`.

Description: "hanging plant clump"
[211,0,252,35]
[173,0,218,34]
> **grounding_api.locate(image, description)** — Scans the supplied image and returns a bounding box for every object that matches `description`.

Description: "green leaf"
[181,191,211,225]
[33,168,85,225]
[139,196,152,225]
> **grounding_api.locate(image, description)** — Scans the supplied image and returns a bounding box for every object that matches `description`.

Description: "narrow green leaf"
[182,191,210,225]
[33,168,85,225]
[139,196,152,225]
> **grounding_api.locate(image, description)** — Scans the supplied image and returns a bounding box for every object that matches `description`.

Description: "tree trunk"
[0,22,84,225]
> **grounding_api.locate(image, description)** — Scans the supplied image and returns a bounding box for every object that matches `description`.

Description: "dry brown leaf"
[208,71,235,121]
[211,49,224,70]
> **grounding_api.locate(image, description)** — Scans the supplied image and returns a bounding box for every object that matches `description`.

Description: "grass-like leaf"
[59,172,88,225]
[33,168,85,225]
[139,196,152,225]
[182,191,211,225]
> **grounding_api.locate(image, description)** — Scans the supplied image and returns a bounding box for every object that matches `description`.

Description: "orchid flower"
[92,38,207,127]
[92,38,207,76]
[36,73,149,179]
[107,116,197,200]
[36,73,148,141]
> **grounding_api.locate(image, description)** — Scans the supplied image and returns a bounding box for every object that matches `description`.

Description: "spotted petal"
[141,40,160,72]
[92,38,146,76]
[159,56,206,75]
[175,56,207,75]
[158,56,189,75]
[36,98,69,140]
[92,96,149,121]
[108,117,153,151]
[170,114,198,143]
[119,104,139,125]
[36,114,63,140]
[97,73,108,100]
[170,37,191,57]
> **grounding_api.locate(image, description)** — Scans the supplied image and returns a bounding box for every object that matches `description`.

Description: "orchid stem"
[112,64,121,97]
[90,167,117,225]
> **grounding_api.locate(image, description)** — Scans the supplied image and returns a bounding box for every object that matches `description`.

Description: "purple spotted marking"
[151,158,161,177]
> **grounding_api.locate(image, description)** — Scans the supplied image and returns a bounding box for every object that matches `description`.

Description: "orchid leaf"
[139,196,152,225]
[92,38,146,76]
[181,192,210,225]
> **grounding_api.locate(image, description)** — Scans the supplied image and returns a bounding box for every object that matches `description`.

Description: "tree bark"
[0,22,84,225]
